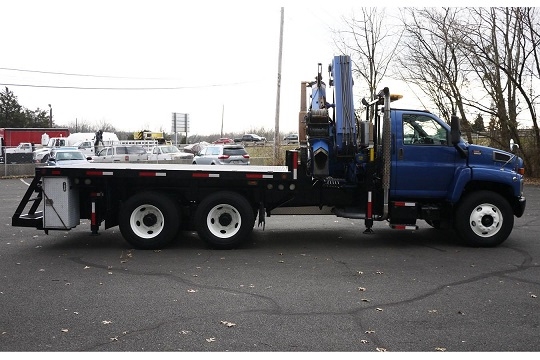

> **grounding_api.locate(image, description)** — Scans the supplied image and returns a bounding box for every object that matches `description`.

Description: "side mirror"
[450,114,468,159]
[450,115,461,145]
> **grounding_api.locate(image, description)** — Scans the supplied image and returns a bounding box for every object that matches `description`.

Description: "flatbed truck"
[11,55,526,250]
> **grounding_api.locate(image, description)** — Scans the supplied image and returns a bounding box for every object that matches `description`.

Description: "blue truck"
[12,55,526,250]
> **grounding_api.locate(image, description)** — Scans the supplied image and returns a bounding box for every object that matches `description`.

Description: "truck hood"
[467,144,524,173]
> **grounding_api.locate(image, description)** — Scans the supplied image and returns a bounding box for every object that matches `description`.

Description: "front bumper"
[514,195,526,217]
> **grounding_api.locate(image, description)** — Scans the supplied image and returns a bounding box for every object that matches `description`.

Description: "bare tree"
[460,7,538,174]
[396,7,474,142]
[94,119,116,133]
[522,8,540,143]
[332,7,401,119]
[61,119,94,133]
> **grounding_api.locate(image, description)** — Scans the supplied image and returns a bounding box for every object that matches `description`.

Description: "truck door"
[391,112,463,199]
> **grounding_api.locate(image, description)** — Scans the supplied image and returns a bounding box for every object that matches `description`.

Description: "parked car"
[192,144,250,165]
[39,146,79,164]
[183,141,210,155]
[212,138,235,144]
[234,134,266,143]
[148,145,194,163]
[45,148,90,166]
[283,133,299,144]
[92,145,148,163]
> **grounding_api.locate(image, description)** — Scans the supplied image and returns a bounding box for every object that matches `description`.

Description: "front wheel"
[454,191,514,247]
[119,192,180,250]
[195,191,255,249]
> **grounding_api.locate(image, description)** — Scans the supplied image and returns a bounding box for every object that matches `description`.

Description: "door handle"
[398,148,404,160]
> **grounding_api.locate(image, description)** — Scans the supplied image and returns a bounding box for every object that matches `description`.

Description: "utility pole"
[273,7,284,164]
[48,104,52,127]
[221,104,224,138]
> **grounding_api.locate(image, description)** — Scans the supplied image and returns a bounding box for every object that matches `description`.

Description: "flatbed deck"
[38,162,289,172]
[35,163,292,180]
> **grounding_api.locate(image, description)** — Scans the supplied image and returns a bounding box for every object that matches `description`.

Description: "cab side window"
[403,114,448,145]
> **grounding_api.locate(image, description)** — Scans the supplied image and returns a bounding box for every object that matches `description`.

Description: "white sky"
[1,0,514,136]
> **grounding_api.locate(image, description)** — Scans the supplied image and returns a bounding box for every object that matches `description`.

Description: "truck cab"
[33,137,69,163]
[3,142,35,164]
[5,142,34,154]
[73,140,96,157]
[390,109,524,209]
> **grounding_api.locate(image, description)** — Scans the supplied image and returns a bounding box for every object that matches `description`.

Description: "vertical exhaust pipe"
[381,87,391,220]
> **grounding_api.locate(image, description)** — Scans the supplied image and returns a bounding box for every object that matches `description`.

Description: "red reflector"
[193,173,209,178]
[394,201,415,207]
[139,172,155,177]
[243,154,250,159]
[391,224,418,230]
[218,155,230,159]
[51,170,61,175]
[518,168,525,175]
[246,173,263,179]
[86,171,103,176]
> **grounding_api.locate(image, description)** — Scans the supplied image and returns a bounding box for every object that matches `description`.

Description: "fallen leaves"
[220,320,236,328]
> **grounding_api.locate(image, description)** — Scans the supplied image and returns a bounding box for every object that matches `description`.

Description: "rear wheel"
[195,191,254,249]
[454,191,513,247]
[119,192,180,249]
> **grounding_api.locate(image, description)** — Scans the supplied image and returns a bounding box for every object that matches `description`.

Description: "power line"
[0,66,178,80]
[0,80,260,91]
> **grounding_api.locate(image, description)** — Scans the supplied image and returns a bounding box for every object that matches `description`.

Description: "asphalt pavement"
[0,177,539,353]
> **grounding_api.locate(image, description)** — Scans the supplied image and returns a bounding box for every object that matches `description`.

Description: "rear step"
[11,173,44,229]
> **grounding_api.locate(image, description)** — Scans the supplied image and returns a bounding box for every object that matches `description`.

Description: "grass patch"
[244,144,299,165]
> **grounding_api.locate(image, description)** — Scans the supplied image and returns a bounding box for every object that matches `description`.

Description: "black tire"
[119,192,180,250]
[195,191,255,249]
[454,190,513,247]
